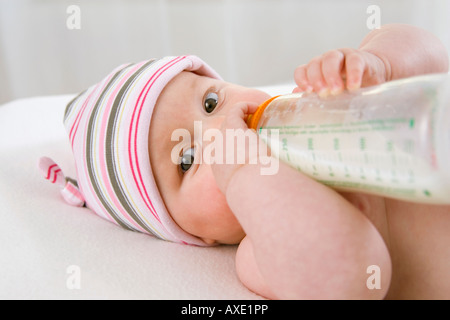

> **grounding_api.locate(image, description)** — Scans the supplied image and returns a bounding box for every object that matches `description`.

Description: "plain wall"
[0,0,449,104]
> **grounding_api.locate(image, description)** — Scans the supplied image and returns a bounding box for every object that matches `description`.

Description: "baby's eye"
[180,147,195,173]
[204,92,218,113]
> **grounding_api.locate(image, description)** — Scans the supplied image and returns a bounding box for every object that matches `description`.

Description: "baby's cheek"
[193,167,238,229]
[198,171,229,212]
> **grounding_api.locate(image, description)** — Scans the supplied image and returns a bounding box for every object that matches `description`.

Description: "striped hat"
[39,56,222,246]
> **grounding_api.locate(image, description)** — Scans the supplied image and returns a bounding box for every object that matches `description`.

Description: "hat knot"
[38,157,85,207]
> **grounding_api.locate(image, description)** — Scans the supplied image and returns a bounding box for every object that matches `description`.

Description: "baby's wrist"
[363,49,392,83]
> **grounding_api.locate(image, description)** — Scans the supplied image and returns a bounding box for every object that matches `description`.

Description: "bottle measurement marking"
[263,120,440,198]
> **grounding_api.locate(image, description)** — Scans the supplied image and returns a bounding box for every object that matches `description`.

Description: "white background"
[0,0,449,104]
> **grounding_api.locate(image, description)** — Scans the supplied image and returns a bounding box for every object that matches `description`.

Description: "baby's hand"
[210,102,262,195]
[293,48,388,96]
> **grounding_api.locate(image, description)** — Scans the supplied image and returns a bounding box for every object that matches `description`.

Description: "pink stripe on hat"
[44,56,221,246]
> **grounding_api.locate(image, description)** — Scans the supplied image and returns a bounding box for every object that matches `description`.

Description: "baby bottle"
[247,73,450,204]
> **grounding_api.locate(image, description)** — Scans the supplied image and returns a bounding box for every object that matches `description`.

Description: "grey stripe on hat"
[105,59,161,237]
[64,90,86,123]
[85,64,135,232]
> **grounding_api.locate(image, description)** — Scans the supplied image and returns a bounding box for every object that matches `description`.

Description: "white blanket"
[0,83,294,299]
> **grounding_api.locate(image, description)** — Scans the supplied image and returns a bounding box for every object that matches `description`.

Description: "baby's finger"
[345,52,365,91]
[321,50,345,94]
[306,58,327,94]
[294,65,312,92]
[292,86,303,93]
[225,102,260,131]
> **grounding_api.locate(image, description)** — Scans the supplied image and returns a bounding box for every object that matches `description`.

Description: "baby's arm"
[294,23,449,94]
[212,103,391,299]
[359,23,449,80]
[231,162,391,299]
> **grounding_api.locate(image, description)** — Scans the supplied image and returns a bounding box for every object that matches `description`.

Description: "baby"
[41,23,449,299]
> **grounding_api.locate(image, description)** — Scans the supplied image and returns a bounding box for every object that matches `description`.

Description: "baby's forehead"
[154,71,198,112]
[156,71,224,109]
[149,73,198,150]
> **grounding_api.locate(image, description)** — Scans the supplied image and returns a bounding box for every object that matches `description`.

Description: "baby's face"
[149,71,270,244]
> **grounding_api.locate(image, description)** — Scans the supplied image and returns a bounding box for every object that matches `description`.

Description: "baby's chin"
[218,233,246,245]
[201,228,245,246]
